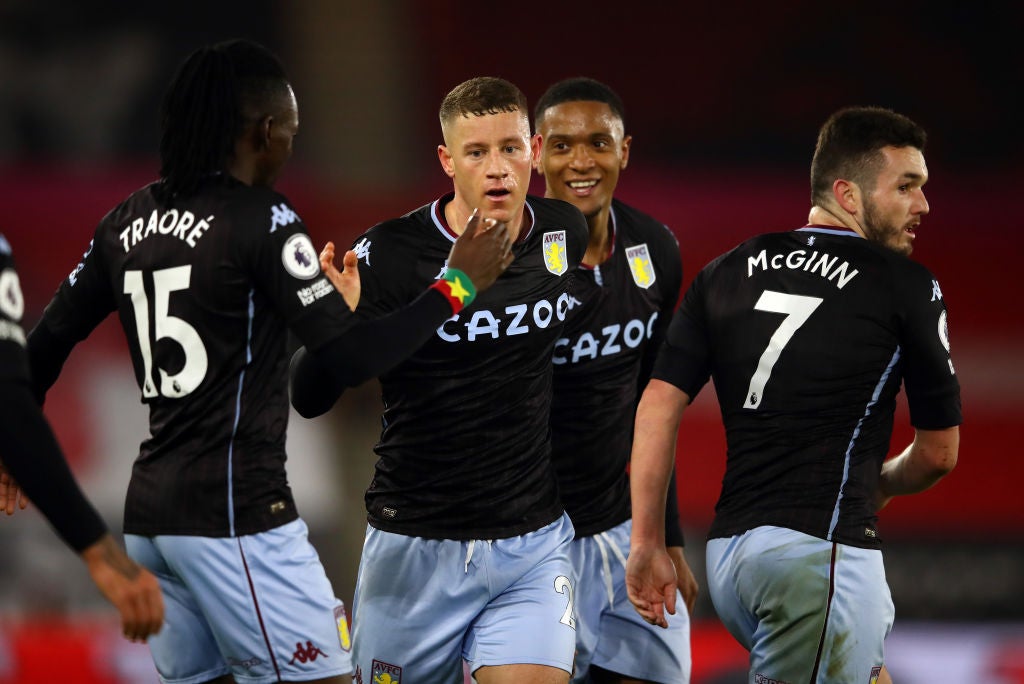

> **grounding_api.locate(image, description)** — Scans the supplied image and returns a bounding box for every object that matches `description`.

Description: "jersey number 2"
[124,266,209,398]
[744,290,823,410]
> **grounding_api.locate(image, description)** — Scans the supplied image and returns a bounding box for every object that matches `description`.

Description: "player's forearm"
[630,380,690,547]
[878,426,959,499]
[290,281,468,418]
[26,317,77,404]
[0,381,108,551]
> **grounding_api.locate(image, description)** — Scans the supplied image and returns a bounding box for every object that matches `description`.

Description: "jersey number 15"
[123,266,209,399]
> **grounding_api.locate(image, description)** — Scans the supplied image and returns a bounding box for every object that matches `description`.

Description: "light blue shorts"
[350,514,577,682]
[126,518,352,684]
[706,525,894,684]
[569,519,691,683]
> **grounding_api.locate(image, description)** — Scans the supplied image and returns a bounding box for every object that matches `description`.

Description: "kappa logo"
[282,234,320,280]
[288,640,328,665]
[0,234,10,255]
[269,203,299,232]
[353,237,372,266]
[371,659,402,684]
[625,243,656,289]
[931,278,943,302]
[543,230,568,276]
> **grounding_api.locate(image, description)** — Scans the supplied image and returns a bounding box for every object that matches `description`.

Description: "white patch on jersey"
[931,278,943,302]
[0,268,25,321]
[353,237,372,267]
[269,203,299,233]
[282,234,320,280]
[625,243,656,289]
[543,230,568,276]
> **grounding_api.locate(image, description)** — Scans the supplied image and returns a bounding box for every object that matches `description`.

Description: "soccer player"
[25,42,511,684]
[626,107,960,683]
[0,233,163,643]
[292,77,588,684]
[533,77,692,683]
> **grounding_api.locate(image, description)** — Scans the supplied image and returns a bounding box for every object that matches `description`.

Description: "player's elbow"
[915,426,959,479]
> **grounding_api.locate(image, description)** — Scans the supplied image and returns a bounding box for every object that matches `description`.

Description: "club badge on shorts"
[869,666,882,683]
[371,659,402,684]
[334,605,351,652]
[625,243,656,289]
[543,230,568,276]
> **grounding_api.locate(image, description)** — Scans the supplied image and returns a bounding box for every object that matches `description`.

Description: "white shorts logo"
[282,234,320,280]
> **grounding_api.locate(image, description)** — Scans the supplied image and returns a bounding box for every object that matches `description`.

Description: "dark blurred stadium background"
[1,1,1021,682]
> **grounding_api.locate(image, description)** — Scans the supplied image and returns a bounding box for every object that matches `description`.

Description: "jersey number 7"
[744,290,823,410]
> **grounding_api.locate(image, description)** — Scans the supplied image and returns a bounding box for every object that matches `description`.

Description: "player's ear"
[833,178,860,215]
[437,145,455,178]
[531,134,544,174]
[620,134,632,170]
[253,115,274,152]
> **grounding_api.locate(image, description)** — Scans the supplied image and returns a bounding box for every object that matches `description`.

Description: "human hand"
[0,463,29,516]
[319,241,360,312]
[626,544,678,628]
[81,535,164,642]
[667,546,699,615]
[446,209,514,294]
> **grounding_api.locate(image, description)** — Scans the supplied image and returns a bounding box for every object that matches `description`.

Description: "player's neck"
[582,207,613,267]
[807,205,863,236]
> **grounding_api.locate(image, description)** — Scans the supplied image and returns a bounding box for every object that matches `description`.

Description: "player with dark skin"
[533,78,693,683]
[22,42,511,684]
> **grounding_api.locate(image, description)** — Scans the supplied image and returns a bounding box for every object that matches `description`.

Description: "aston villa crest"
[625,243,655,289]
[543,230,568,275]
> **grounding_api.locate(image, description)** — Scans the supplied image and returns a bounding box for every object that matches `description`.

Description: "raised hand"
[319,241,360,312]
[446,209,514,294]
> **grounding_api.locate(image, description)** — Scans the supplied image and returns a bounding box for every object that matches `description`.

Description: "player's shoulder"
[612,198,679,253]
[361,200,434,241]
[0,233,11,259]
[222,182,304,237]
[528,195,588,242]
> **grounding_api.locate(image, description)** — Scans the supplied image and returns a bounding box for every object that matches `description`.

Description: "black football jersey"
[353,193,588,539]
[550,201,682,537]
[654,226,961,549]
[32,176,357,537]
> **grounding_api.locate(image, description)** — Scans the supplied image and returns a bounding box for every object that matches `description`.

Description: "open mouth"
[486,189,511,199]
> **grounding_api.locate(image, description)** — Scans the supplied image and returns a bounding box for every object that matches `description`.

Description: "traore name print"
[119,208,215,252]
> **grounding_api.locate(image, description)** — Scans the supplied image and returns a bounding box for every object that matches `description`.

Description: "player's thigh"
[576,522,691,684]
[350,526,481,683]
[156,519,353,684]
[474,663,569,684]
[816,543,893,683]
[465,514,577,676]
[126,533,232,683]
